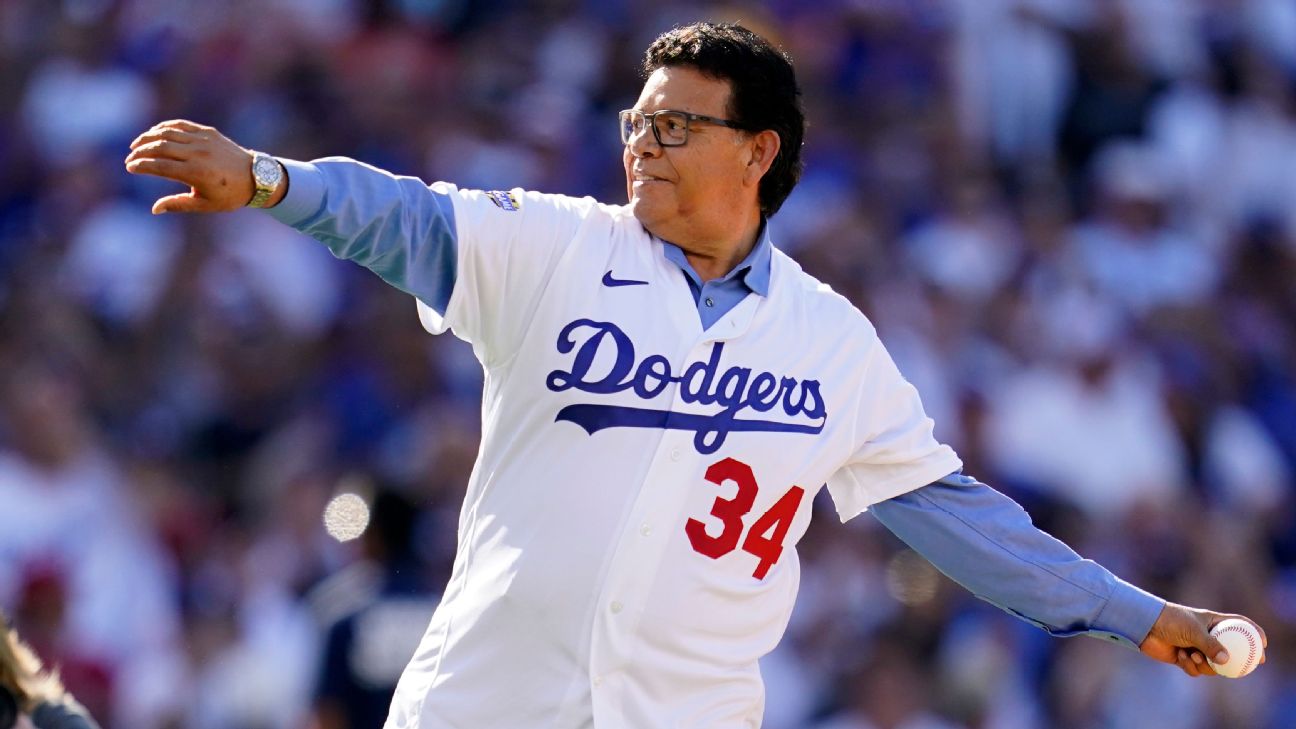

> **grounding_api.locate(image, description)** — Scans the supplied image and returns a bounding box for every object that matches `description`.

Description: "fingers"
[1175,648,1215,678]
[126,121,208,180]
[1178,608,1225,661]
[152,191,217,215]
[131,119,210,146]
[125,140,194,164]
[130,128,198,150]
[1205,634,1230,666]
[156,119,209,133]
[125,156,193,184]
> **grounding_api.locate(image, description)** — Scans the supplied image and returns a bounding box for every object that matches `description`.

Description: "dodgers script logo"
[545,319,827,454]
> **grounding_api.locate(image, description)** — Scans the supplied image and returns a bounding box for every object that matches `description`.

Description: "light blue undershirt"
[266,157,1166,648]
[660,226,771,330]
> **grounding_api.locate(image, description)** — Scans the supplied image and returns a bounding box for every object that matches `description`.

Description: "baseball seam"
[1216,625,1258,676]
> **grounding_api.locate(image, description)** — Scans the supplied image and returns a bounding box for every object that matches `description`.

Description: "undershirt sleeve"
[869,472,1166,649]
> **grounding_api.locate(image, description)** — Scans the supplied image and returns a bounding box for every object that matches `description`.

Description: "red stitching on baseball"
[1217,624,1258,675]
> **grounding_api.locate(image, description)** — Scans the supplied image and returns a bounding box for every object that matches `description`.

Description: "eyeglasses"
[619,109,748,147]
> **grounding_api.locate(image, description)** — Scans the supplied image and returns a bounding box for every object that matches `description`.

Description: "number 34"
[684,457,805,580]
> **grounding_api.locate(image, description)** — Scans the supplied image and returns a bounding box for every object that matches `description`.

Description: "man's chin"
[628,196,666,230]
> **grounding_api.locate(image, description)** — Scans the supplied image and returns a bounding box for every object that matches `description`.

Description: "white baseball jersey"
[366,183,964,728]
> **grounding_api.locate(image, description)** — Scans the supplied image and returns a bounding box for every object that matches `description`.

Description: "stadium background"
[1,0,1295,727]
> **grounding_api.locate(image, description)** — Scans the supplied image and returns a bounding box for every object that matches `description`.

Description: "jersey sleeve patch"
[487,190,521,212]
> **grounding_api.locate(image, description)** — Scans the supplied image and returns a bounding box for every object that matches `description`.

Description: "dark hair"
[642,22,805,216]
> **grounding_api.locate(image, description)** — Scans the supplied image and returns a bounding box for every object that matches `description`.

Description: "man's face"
[623,66,756,245]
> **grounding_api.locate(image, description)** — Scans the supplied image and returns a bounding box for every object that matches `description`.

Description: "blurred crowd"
[0,0,1294,727]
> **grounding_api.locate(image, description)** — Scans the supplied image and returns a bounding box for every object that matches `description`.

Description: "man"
[124,21,1263,729]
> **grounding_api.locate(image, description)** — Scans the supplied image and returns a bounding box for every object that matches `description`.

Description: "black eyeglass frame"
[619,109,749,147]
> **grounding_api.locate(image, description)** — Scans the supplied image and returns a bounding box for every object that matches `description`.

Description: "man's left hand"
[1140,602,1267,677]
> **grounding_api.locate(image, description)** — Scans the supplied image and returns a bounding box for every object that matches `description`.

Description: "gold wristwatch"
[247,152,284,208]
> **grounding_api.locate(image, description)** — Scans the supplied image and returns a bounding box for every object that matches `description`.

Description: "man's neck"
[678,212,764,282]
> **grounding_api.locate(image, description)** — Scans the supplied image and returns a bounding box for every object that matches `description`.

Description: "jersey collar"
[658,220,773,298]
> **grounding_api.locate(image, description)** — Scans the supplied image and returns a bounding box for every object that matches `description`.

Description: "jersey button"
[640,523,652,536]
[610,601,624,614]
[704,297,715,307]
[670,448,682,462]
[593,676,603,687]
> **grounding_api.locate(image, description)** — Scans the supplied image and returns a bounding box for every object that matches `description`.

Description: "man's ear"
[744,130,781,186]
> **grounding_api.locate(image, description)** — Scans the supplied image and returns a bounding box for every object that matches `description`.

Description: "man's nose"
[627,125,660,158]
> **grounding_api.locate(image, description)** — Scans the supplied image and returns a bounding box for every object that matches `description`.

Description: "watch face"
[254,156,280,183]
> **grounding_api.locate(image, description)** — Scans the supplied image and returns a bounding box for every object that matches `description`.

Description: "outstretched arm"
[123,119,595,360]
[870,473,1267,678]
[123,120,458,314]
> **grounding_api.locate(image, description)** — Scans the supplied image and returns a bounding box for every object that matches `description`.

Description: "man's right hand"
[1139,602,1267,677]
[125,120,276,214]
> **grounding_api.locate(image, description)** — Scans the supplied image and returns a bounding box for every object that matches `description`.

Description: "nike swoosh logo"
[602,271,649,287]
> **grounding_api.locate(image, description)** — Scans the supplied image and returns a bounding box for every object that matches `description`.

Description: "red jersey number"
[685,458,806,580]
[684,458,757,558]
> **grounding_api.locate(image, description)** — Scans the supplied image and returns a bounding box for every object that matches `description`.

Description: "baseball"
[1208,619,1264,678]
